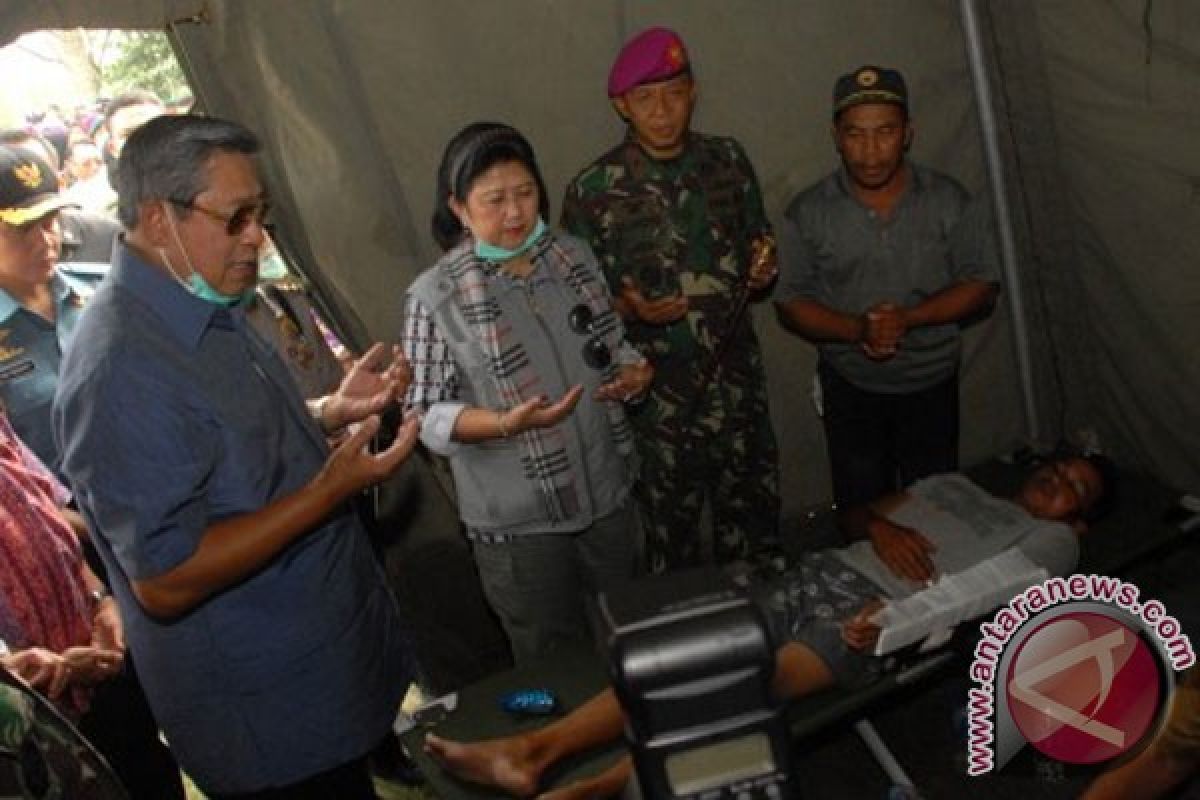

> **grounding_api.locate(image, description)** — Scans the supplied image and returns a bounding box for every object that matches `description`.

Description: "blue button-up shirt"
[53,242,412,792]
[0,270,93,468]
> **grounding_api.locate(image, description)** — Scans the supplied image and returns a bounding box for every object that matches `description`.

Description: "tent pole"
[959,0,1043,444]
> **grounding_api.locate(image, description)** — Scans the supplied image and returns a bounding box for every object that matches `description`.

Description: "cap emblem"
[666,42,686,69]
[14,163,41,189]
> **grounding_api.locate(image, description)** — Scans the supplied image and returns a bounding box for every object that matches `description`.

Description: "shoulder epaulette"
[58,261,110,278]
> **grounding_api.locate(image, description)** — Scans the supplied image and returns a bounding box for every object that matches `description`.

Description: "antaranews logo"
[965,575,1194,776]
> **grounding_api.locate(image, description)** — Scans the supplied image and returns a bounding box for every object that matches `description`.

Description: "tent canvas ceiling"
[1,0,1196,519]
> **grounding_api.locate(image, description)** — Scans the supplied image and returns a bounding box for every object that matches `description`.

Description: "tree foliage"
[101,31,189,102]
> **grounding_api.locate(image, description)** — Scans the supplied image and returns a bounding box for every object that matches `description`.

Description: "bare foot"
[425,732,542,797]
[535,756,633,799]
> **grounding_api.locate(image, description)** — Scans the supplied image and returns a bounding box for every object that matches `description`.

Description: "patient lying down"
[426,456,1113,798]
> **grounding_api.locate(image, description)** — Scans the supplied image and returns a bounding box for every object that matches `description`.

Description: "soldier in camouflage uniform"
[0,665,130,799]
[561,27,781,574]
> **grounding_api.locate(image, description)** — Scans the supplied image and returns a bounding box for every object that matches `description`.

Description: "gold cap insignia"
[856,68,879,88]
[667,42,686,69]
[14,163,42,189]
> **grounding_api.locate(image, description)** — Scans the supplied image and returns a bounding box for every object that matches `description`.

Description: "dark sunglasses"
[568,304,612,370]
[172,198,271,237]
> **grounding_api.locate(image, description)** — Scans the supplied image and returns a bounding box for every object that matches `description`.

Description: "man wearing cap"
[774,66,999,530]
[562,26,780,575]
[0,129,121,268]
[0,145,97,468]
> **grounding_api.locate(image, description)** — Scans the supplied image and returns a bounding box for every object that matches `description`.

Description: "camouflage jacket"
[0,667,129,799]
[561,131,772,380]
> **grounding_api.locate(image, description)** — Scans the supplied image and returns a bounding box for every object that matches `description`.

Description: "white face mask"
[159,203,251,307]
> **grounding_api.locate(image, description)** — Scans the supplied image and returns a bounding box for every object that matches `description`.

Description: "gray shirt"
[776,164,998,393]
[836,473,1079,601]
[403,233,637,536]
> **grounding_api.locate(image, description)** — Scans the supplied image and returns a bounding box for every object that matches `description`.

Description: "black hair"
[833,102,910,126]
[1038,446,1119,525]
[104,89,165,129]
[116,114,259,230]
[627,65,694,93]
[430,122,550,252]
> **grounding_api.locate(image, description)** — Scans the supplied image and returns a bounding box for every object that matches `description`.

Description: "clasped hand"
[860,302,907,360]
[3,645,124,699]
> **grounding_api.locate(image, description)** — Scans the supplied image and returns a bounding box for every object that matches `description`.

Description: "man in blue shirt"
[54,114,421,799]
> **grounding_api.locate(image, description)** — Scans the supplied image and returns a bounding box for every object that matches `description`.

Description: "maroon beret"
[607,27,690,98]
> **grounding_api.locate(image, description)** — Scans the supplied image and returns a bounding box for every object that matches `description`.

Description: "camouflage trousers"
[630,367,780,575]
[0,670,130,800]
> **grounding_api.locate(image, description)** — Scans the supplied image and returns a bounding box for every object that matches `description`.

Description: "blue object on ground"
[499,688,559,716]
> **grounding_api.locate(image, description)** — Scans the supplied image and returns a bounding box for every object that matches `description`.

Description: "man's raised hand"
[315,412,421,501]
[322,344,412,432]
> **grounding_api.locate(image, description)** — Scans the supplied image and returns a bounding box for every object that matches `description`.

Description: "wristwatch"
[90,587,112,608]
[308,395,335,433]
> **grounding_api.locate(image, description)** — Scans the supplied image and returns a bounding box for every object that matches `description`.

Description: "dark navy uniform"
[0,268,98,467]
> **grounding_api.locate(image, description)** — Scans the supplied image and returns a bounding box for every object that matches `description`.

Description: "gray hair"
[116,114,260,230]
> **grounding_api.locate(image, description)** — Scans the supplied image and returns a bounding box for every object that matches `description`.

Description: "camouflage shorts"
[734,551,894,689]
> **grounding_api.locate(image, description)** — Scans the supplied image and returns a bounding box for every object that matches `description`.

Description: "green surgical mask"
[185,271,251,307]
[162,203,254,307]
[474,218,547,263]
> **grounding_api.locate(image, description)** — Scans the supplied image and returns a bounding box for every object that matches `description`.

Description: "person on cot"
[400,122,652,665]
[424,454,1115,798]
